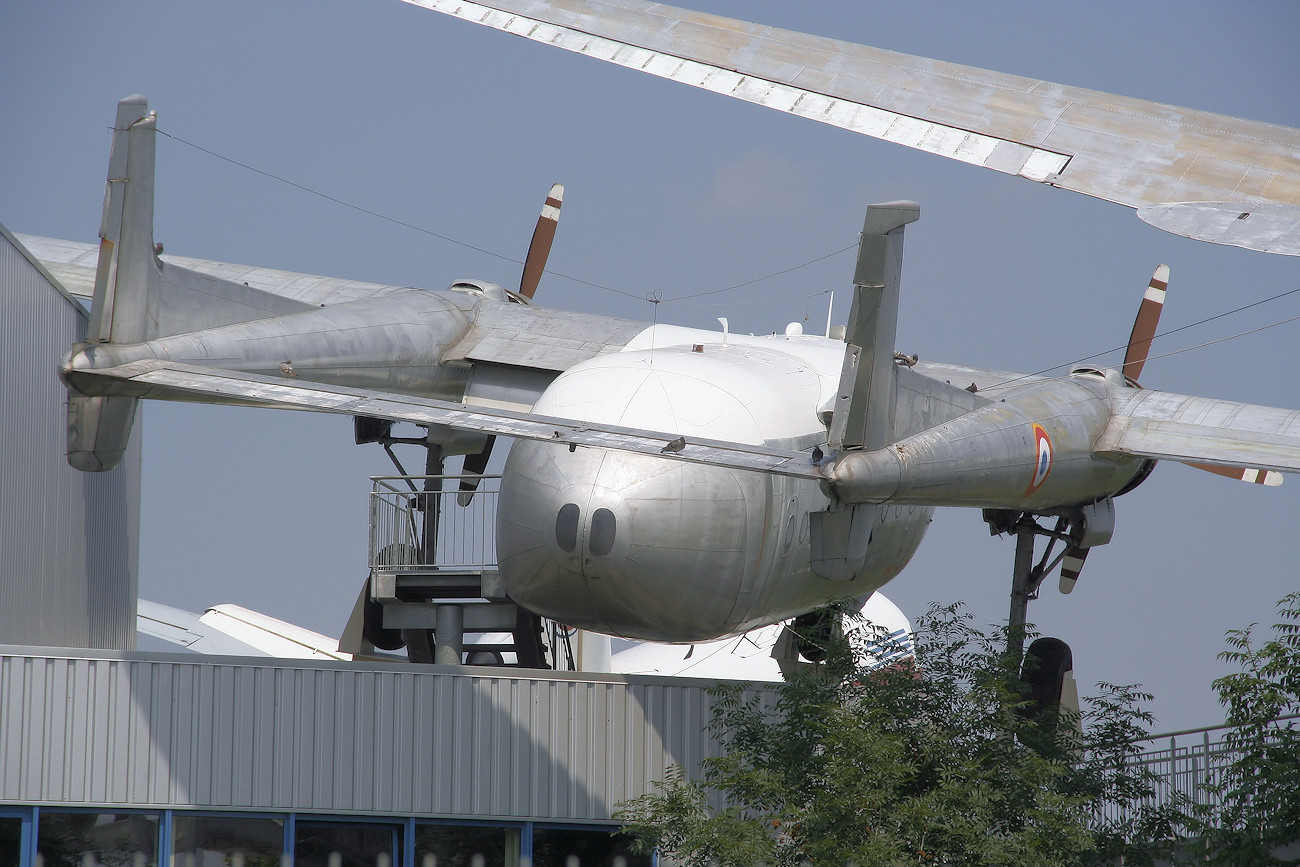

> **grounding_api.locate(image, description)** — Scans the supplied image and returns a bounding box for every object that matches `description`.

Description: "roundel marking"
[1026,423,1053,494]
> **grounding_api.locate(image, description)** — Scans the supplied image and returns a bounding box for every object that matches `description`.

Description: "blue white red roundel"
[1027,423,1053,494]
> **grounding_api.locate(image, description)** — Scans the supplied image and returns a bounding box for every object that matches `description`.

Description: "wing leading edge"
[73,359,1300,487]
[403,0,1300,255]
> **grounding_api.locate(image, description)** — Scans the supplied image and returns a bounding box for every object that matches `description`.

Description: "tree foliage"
[1188,592,1300,865]
[615,603,1176,866]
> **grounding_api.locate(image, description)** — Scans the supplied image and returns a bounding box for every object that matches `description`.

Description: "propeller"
[1121,264,1284,486]
[518,183,564,300]
[458,183,565,504]
[1121,264,1168,382]
[1060,264,1284,596]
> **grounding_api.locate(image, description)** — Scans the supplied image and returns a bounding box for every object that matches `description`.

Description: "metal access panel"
[0,225,140,650]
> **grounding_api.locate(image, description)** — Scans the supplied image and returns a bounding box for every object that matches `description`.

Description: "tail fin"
[68,95,159,471]
[89,95,161,345]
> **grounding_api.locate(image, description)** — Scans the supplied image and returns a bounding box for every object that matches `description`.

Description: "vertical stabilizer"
[828,200,920,451]
[813,201,919,581]
[68,95,159,471]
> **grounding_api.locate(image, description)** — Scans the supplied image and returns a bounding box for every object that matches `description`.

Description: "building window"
[530,828,648,867]
[414,824,520,867]
[0,816,22,867]
[171,814,284,867]
[37,812,159,867]
[294,822,400,867]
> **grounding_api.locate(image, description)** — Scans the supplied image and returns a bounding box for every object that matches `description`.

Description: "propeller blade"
[1122,264,1169,382]
[518,183,564,300]
[457,435,497,506]
[1119,265,1281,485]
[1059,546,1088,594]
[1186,462,1284,487]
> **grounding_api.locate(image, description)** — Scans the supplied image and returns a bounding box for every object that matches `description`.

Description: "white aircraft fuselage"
[498,326,932,642]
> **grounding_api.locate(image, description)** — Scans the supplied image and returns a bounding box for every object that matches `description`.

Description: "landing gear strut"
[1000,513,1070,662]
[984,500,1114,663]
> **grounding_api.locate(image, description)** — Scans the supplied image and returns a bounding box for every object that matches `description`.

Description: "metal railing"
[369,475,500,572]
[1094,714,1300,825]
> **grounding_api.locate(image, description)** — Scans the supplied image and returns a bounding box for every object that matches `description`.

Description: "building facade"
[0,646,761,866]
[0,226,140,651]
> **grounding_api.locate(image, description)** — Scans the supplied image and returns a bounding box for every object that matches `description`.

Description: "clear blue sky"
[4,1,1298,731]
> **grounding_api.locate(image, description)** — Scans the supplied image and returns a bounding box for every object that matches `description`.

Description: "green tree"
[616,603,1178,866]
[1189,592,1300,865]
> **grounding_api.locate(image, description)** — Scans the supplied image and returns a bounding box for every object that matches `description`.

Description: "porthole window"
[589,508,617,556]
[555,503,580,552]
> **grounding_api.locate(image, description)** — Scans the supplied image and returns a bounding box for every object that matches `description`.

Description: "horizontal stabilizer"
[18,234,412,309]
[68,95,330,472]
[1095,388,1300,476]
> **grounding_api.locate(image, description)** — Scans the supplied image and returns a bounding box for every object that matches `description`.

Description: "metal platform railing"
[368,474,500,572]
[1094,714,1300,825]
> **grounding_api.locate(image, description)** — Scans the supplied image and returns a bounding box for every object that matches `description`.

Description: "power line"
[155,127,854,308]
[993,283,1300,387]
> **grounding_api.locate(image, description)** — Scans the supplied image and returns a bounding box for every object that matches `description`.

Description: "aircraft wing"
[403,0,1300,255]
[1095,389,1300,475]
[69,358,823,479]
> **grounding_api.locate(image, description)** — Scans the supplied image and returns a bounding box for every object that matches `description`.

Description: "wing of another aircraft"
[403,0,1300,255]
[67,358,824,479]
[1096,390,1300,475]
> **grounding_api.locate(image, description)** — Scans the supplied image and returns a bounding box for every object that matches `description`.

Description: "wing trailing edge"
[404,0,1300,254]
[67,358,824,480]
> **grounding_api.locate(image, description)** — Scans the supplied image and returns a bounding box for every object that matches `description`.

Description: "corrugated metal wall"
[0,225,140,649]
[0,649,767,821]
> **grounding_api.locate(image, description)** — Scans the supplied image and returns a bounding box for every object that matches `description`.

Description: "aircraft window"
[589,509,617,556]
[556,504,580,552]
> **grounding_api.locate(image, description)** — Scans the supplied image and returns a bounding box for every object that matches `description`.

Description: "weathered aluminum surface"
[66,290,481,402]
[828,373,1149,509]
[406,0,1300,254]
[66,358,824,479]
[0,225,139,650]
[446,302,645,373]
[1136,202,1300,257]
[1097,389,1300,473]
[0,647,768,820]
[21,233,647,371]
[828,202,918,451]
[496,341,933,642]
[16,234,415,307]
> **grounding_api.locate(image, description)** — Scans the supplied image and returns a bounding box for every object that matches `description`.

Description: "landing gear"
[984,506,1101,732]
[984,499,1114,663]
[990,512,1072,662]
